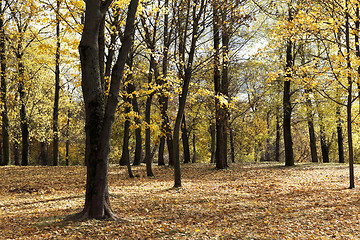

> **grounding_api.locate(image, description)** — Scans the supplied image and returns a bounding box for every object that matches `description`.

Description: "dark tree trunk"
[283,8,294,167]
[52,0,61,166]
[305,90,318,163]
[275,111,281,162]
[75,0,139,220]
[40,141,48,166]
[158,137,165,165]
[120,72,133,167]
[65,109,70,166]
[171,0,205,187]
[131,90,142,166]
[18,61,29,166]
[158,0,172,167]
[228,127,234,163]
[210,123,216,163]
[336,107,344,163]
[144,93,154,176]
[319,123,329,163]
[182,114,191,164]
[213,0,227,169]
[192,133,196,163]
[345,2,354,189]
[14,141,20,166]
[0,3,9,166]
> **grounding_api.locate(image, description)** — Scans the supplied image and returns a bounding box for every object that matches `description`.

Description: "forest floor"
[1,162,360,239]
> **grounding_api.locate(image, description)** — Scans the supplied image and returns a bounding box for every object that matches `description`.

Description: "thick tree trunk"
[75,0,139,220]
[182,114,191,164]
[0,5,9,166]
[213,0,227,169]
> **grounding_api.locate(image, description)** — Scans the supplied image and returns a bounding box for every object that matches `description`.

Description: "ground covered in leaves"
[1,162,360,239]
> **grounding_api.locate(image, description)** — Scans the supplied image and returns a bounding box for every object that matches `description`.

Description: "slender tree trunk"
[283,8,294,166]
[345,1,354,189]
[53,0,61,166]
[65,109,70,166]
[305,90,318,163]
[14,141,20,166]
[0,3,9,166]
[182,114,191,164]
[275,108,281,162]
[131,90,142,166]
[40,141,48,166]
[120,72,133,167]
[336,107,344,163]
[192,133,196,163]
[230,127,235,163]
[18,59,29,166]
[210,123,216,163]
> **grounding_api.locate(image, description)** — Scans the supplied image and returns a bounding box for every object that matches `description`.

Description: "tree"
[76,0,139,220]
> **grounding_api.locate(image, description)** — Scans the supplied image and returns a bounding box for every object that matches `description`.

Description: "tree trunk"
[131,90,142,166]
[192,133,196,163]
[14,141,20,166]
[283,8,294,167]
[230,127,235,163]
[345,1,354,189]
[210,123,216,163]
[120,73,133,167]
[40,141,48,166]
[182,114,191,164]
[213,0,227,169]
[0,3,9,166]
[53,0,61,166]
[336,107,344,163]
[75,0,139,220]
[305,90,318,163]
[18,60,29,166]
[65,109,70,166]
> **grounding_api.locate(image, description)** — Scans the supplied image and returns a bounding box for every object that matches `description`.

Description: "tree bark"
[53,0,61,166]
[182,114,191,164]
[230,128,235,163]
[345,1,354,189]
[192,133,196,163]
[14,141,20,166]
[210,123,216,163]
[213,0,227,169]
[40,141,48,166]
[0,2,9,166]
[131,87,142,166]
[275,110,281,162]
[75,0,139,220]
[283,8,294,167]
[305,89,318,163]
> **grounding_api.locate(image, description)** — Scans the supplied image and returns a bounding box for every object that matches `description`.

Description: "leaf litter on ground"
[1,162,360,239]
